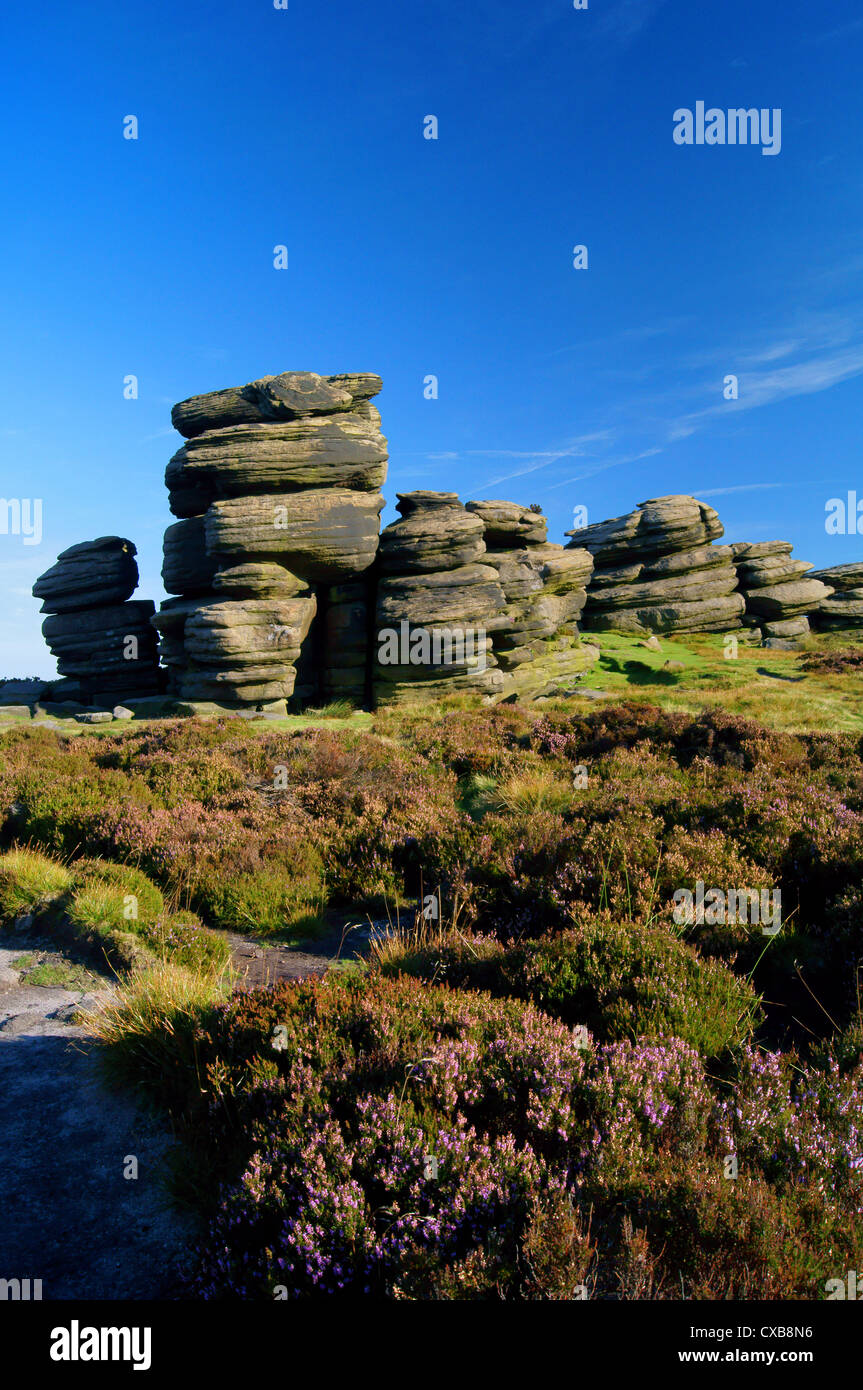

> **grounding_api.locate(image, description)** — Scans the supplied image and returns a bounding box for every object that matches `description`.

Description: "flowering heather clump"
[380,919,762,1059]
[717,1045,863,1203]
[180,976,708,1296]
[172,971,863,1299]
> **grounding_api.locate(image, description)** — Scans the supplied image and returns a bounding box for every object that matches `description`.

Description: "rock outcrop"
[465,501,597,696]
[32,539,160,702]
[810,563,863,629]
[154,371,388,707]
[32,376,858,713]
[732,542,834,647]
[372,493,505,705]
[571,497,745,634]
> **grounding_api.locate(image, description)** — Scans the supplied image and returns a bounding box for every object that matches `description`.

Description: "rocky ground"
[0,928,191,1299]
[0,914,382,1298]
[0,906,386,1295]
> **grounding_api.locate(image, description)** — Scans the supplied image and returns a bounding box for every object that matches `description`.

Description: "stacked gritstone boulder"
[464,501,597,697]
[32,537,160,703]
[372,492,506,706]
[572,496,745,635]
[731,543,834,649]
[809,563,863,630]
[153,371,387,707]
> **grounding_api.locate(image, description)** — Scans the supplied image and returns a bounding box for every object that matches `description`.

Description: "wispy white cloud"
[543,448,663,490]
[140,427,177,443]
[817,17,863,42]
[737,340,803,366]
[668,347,863,441]
[548,316,693,358]
[691,484,783,499]
[476,432,615,488]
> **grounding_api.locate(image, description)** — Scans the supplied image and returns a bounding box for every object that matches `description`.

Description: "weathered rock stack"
[571,496,745,635]
[32,538,160,703]
[464,501,596,695]
[808,563,863,629]
[153,371,387,706]
[731,542,834,648]
[372,492,506,705]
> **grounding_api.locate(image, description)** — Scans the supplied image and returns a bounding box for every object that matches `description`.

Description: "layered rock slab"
[157,371,388,706]
[809,562,863,628]
[204,489,385,581]
[166,411,388,517]
[41,600,161,698]
[33,538,139,613]
[171,371,382,439]
[732,542,833,640]
[572,498,743,635]
[372,494,506,705]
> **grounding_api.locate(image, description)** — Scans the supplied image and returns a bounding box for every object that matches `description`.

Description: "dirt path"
[0,932,192,1300]
[226,912,394,989]
[0,912,397,1299]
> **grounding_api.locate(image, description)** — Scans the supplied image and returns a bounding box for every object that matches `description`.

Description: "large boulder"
[171,371,382,438]
[41,600,161,698]
[166,411,388,516]
[178,597,317,703]
[372,494,507,705]
[33,537,138,613]
[809,561,863,593]
[809,562,863,629]
[733,542,833,633]
[571,497,741,636]
[378,492,486,574]
[464,500,547,547]
[204,488,385,580]
[162,518,218,596]
[567,496,724,563]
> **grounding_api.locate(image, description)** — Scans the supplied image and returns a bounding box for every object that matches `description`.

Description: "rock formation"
[731,542,834,648]
[571,496,745,634]
[465,501,596,696]
[154,371,387,707]
[30,377,862,714]
[372,493,505,705]
[810,562,863,629]
[32,538,160,702]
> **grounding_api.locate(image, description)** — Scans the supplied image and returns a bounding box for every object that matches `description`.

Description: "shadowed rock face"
[809,563,863,629]
[162,518,218,597]
[204,490,386,581]
[40,600,161,698]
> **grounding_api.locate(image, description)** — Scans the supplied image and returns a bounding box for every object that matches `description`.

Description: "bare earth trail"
[0,918,384,1299]
[226,913,391,989]
[0,933,195,1300]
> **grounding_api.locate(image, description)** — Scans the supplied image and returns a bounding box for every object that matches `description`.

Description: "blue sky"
[2,0,863,676]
